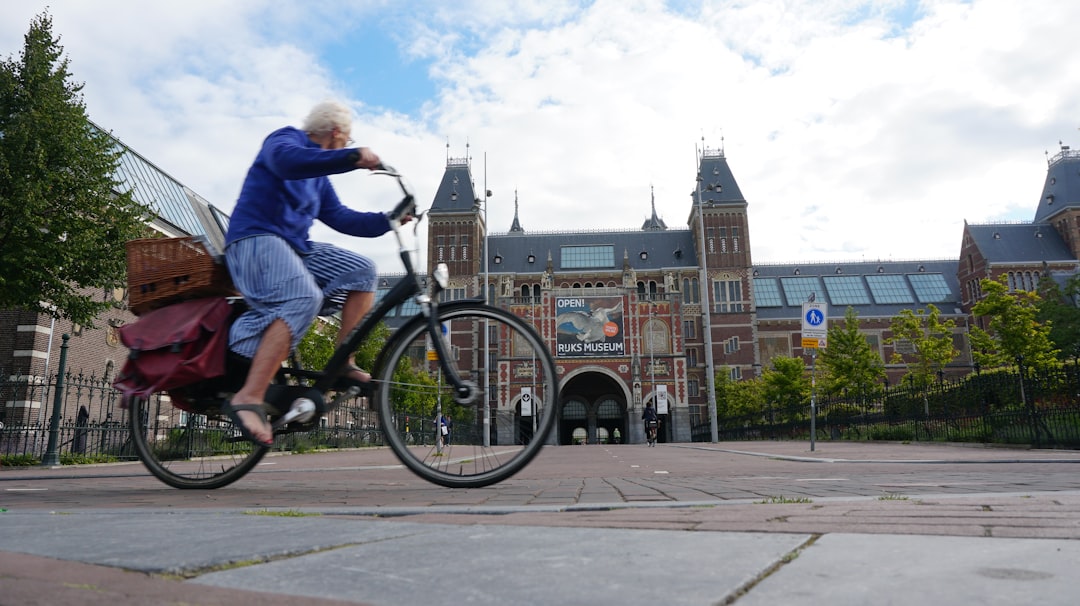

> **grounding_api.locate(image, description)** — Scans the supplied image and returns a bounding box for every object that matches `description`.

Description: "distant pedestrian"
[73,405,89,454]
[439,414,452,446]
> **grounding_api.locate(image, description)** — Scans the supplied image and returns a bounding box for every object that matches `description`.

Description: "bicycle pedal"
[271,398,316,429]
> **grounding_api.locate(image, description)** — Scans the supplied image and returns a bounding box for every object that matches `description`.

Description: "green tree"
[970,275,1059,370]
[1036,274,1080,361]
[714,368,763,422]
[295,318,389,373]
[0,11,148,325]
[761,356,810,421]
[887,304,958,387]
[819,306,885,398]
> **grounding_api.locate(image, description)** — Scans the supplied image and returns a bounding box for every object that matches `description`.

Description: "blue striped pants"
[226,235,377,358]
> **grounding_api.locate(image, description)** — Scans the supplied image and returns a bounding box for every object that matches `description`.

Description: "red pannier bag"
[113,297,233,410]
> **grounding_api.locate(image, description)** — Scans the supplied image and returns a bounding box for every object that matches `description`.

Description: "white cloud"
[4,0,1080,274]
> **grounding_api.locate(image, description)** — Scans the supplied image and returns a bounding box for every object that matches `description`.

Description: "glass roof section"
[561,245,615,269]
[374,287,421,317]
[780,276,823,306]
[866,274,914,304]
[823,276,871,305]
[113,143,205,236]
[752,277,783,307]
[907,273,952,303]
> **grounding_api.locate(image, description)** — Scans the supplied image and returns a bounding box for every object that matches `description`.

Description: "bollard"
[40,334,69,467]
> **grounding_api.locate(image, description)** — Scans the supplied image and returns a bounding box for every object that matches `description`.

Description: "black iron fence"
[0,339,379,464]
[692,365,1080,449]
[0,368,382,463]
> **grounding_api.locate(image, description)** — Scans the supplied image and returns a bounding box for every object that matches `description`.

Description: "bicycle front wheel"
[129,394,267,489]
[376,302,558,488]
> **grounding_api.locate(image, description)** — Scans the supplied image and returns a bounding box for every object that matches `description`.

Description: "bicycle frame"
[299,167,475,409]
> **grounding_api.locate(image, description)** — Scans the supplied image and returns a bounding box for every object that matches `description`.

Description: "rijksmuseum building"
[3,130,1080,444]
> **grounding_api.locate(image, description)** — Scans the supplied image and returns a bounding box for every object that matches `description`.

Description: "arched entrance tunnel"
[558,371,628,445]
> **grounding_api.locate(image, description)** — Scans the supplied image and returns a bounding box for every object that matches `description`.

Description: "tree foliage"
[819,306,885,397]
[0,11,149,324]
[1036,274,1080,360]
[297,318,467,430]
[887,304,958,387]
[970,275,1058,370]
[714,367,762,421]
[761,356,810,421]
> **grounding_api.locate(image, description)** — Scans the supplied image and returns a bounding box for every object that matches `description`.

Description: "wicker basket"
[125,237,236,315]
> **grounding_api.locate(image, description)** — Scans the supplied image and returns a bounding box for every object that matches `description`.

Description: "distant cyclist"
[642,402,659,446]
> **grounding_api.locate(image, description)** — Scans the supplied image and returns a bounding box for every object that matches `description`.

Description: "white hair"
[301,100,352,136]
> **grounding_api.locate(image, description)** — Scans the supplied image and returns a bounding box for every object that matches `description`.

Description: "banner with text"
[555,296,625,357]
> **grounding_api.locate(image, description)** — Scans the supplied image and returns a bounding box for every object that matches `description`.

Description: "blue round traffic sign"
[805,309,824,326]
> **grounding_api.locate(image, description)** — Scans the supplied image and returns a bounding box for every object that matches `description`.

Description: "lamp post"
[649,304,656,437]
[482,152,492,447]
[696,160,719,443]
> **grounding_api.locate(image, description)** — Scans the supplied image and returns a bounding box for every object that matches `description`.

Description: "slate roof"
[693,149,746,207]
[966,223,1074,264]
[429,158,481,214]
[487,229,699,275]
[1033,148,1080,223]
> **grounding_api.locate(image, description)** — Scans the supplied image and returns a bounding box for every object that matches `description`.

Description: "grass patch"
[0,454,39,467]
[878,493,910,501]
[755,495,813,504]
[60,453,118,465]
[243,509,321,518]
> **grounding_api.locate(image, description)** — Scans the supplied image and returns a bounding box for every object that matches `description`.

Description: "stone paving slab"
[193,523,809,606]
[0,510,809,606]
[737,533,1080,606]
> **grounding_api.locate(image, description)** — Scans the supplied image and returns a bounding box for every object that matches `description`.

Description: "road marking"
[6,488,48,491]
[654,471,669,474]
[796,478,849,482]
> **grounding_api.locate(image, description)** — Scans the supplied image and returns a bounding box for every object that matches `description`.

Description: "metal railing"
[0,338,378,464]
[693,365,1080,449]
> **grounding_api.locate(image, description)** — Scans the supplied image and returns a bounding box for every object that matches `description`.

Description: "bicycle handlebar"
[370,164,418,224]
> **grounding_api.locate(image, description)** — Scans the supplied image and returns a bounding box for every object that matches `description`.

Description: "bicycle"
[127,165,559,489]
[645,419,659,446]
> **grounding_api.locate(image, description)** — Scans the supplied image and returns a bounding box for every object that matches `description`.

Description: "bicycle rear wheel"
[129,394,267,489]
[376,301,558,488]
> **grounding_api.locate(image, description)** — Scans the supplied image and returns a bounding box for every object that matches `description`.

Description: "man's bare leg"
[230,319,291,443]
[337,291,374,382]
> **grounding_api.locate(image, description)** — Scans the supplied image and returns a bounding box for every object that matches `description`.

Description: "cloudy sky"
[3,0,1078,273]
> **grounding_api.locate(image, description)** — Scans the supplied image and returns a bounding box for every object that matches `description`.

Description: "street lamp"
[482,152,492,447]
[649,304,657,429]
[695,157,719,443]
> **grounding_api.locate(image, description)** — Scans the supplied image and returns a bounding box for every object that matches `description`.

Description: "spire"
[509,189,524,233]
[641,185,668,231]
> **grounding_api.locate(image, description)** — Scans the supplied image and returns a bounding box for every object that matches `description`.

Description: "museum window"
[713,279,744,313]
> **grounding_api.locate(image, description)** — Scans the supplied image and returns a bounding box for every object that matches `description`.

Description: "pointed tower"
[686,142,756,394]
[688,145,752,269]
[509,190,525,233]
[427,149,485,295]
[1034,144,1080,259]
[641,186,668,231]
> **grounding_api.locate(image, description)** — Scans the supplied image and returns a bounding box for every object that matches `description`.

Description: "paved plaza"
[2,441,1080,605]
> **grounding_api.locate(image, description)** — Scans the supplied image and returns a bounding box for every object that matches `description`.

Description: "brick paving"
[4,440,1080,539]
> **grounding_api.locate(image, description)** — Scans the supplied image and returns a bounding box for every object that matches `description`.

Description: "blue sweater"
[226,126,391,252]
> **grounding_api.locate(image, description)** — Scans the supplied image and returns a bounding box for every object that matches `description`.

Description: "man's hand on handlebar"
[352,147,381,170]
